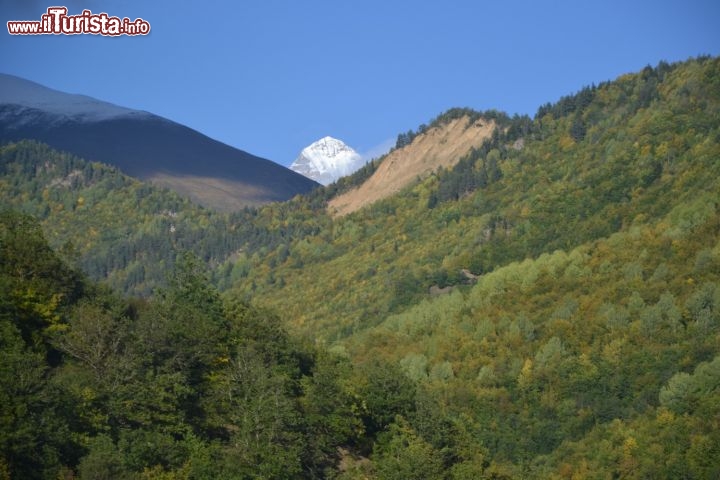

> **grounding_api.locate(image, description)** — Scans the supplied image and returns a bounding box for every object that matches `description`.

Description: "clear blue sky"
[2,1,719,166]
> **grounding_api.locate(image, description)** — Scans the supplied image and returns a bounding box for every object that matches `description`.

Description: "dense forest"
[233,57,720,342]
[0,142,326,296]
[1,211,423,479]
[1,56,719,478]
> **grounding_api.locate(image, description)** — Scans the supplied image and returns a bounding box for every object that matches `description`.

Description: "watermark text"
[7,6,151,36]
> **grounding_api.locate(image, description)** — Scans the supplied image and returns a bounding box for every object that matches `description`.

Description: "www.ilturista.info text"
[7,7,150,36]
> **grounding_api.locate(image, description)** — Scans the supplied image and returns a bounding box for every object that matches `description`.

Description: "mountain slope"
[327,114,495,216]
[0,140,238,295]
[346,193,720,477]
[0,74,319,211]
[290,136,364,185]
[216,56,720,476]
[226,57,720,342]
[0,140,327,296]
[2,57,719,478]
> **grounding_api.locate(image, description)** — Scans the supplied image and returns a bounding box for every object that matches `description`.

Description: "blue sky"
[2,1,719,166]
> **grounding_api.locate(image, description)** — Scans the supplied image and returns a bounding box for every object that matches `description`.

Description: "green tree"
[0,320,78,479]
[0,210,84,345]
[300,352,364,475]
[77,435,129,480]
[202,346,302,478]
[359,360,417,437]
[373,417,444,480]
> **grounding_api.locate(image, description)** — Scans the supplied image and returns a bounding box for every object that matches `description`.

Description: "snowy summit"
[290,136,364,186]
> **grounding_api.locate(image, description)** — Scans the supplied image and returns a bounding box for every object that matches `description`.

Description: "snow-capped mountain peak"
[290,136,364,185]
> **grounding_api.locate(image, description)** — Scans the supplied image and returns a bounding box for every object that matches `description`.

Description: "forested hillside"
[0,211,421,479]
[1,56,719,478]
[0,141,323,296]
[223,56,720,477]
[232,57,720,342]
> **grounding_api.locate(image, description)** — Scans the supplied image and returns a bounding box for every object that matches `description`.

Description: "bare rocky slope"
[327,115,495,216]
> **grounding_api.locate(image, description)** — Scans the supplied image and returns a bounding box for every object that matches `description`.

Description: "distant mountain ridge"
[0,73,319,211]
[0,72,145,121]
[290,136,364,185]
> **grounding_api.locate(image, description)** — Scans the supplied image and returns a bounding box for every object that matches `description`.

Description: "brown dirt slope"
[328,115,495,216]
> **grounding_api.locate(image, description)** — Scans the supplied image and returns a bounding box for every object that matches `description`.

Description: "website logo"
[7,6,151,36]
